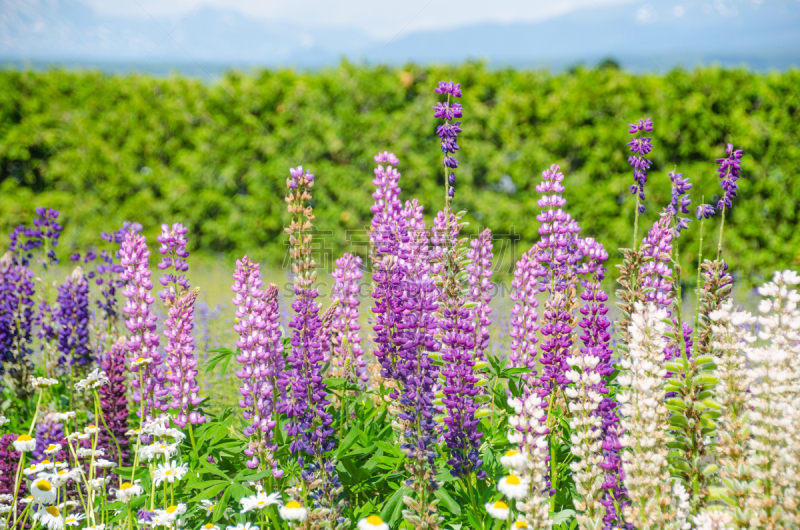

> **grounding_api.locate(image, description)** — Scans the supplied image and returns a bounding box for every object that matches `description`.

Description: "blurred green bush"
[1,62,798,286]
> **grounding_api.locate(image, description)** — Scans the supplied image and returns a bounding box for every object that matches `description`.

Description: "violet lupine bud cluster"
[716,143,743,211]
[98,337,131,466]
[667,170,692,237]
[9,207,63,268]
[466,228,493,362]
[434,80,462,198]
[639,214,675,310]
[55,267,92,368]
[158,223,204,427]
[627,118,654,213]
[120,230,166,420]
[32,419,68,464]
[400,198,430,274]
[331,253,366,383]
[278,166,335,467]
[617,303,677,528]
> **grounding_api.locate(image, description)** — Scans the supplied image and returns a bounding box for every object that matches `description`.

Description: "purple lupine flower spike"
[0,251,36,395]
[640,214,675,311]
[696,203,715,220]
[627,118,654,213]
[716,143,743,211]
[434,80,462,196]
[400,199,430,274]
[99,337,131,466]
[576,237,631,528]
[55,267,92,369]
[158,223,204,427]
[666,170,692,238]
[120,230,166,420]
[331,253,366,383]
[466,228,493,362]
[508,247,543,385]
[32,419,68,464]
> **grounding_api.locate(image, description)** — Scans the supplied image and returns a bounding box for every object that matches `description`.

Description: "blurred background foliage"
[1,61,799,287]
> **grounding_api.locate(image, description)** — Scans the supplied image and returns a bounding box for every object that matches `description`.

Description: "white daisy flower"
[30,478,58,504]
[0,505,12,514]
[21,495,34,505]
[51,468,80,487]
[77,447,104,458]
[125,428,141,437]
[34,505,64,530]
[131,357,152,367]
[89,477,109,490]
[497,475,529,500]
[63,513,85,527]
[0,495,12,502]
[44,444,62,455]
[30,377,59,389]
[65,433,82,442]
[199,500,217,515]
[154,504,187,522]
[23,463,46,476]
[85,524,106,530]
[225,523,258,530]
[84,424,99,435]
[93,459,116,469]
[0,416,9,426]
[52,412,76,422]
[511,520,530,529]
[500,449,527,471]
[74,369,109,392]
[13,434,37,452]
[115,481,144,502]
[201,524,220,530]
[485,500,510,520]
[153,461,188,485]
[39,460,56,470]
[279,500,308,522]
[240,491,281,513]
[357,515,389,530]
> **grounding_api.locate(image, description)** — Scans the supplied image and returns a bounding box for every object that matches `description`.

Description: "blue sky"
[2,0,798,71]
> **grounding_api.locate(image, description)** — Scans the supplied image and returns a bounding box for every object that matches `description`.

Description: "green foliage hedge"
[1,62,799,286]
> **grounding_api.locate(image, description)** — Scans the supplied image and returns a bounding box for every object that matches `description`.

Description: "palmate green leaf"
[213,486,232,523]
[204,348,237,374]
[434,488,462,516]
[380,485,411,527]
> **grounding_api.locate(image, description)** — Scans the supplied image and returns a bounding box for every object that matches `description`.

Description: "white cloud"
[672,5,685,17]
[78,0,641,38]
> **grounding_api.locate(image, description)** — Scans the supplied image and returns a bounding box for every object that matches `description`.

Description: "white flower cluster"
[564,353,605,529]
[617,303,679,528]
[74,369,109,392]
[504,390,551,529]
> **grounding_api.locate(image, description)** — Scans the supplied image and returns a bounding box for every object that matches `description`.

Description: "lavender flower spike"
[627,118,654,213]
[158,223,204,427]
[120,230,166,420]
[716,143,743,211]
[666,170,692,238]
[331,253,366,383]
[466,228,493,362]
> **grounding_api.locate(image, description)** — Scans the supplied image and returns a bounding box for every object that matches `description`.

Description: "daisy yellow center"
[47,445,57,450]
[166,505,178,513]
[29,465,38,470]
[165,470,173,475]
[46,507,60,516]
[515,522,529,529]
[160,445,167,450]
[17,434,33,442]
[505,450,518,457]
[257,501,265,505]
[208,504,216,511]
[493,501,508,510]
[506,475,521,485]
[136,358,145,363]
[87,425,96,429]
[366,515,384,525]
[36,480,52,491]
[58,470,67,475]
[204,525,215,529]
[121,483,133,490]
[41,460,51,464]
[66,518,76,523]
[286,501,301,509]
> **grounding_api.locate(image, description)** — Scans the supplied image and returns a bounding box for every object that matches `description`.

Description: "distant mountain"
[2,0,799,74]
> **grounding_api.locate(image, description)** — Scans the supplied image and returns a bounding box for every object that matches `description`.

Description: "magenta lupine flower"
[716,143,743,210]
[158,223,204,427]
[331,253,366,383]
[120,230,166,420]
[627,118,654,213]
[233,258,285,473]
[466,228,493,362]
[640,214,675,310]
[98,338,131,465]
[508,246,543,385]
[666,170,692,238]
[0,434,27,522]
[55,267,91,368]
[534,164,582,397]
[576,237,630,528]
[400,199,430,274]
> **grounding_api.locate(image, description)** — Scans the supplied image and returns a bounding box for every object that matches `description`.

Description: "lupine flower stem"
[694,195,706,334]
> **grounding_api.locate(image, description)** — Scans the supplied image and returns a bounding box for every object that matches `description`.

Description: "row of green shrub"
[1,62,798,286]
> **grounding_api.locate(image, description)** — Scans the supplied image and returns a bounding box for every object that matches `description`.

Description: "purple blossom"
[626,118,654,213]
[120,230,167,420]
[0,253,36,390]
[400,199,430,275]
[55,267,92,368]
[433,81,463,198]
[716,143,743,210]
[640,214,675,310]
[508,247,542,384]
[0,434,28,525]
[32,419,68,464]
[666,170,692,238]
[435,80,462,98]
[331,253,366,383]
[696,204,715,220]
[99,338,131,466]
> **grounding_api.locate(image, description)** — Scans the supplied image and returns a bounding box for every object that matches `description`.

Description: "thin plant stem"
[94,390,124,486]
[716,205,726,261]
[633,195,641,251]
